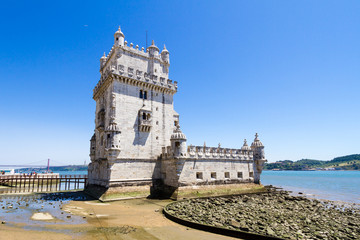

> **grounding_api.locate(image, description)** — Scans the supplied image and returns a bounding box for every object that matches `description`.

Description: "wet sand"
[0,196,238,240]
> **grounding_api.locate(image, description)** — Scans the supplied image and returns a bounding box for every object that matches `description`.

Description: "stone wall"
[161,157,255,188]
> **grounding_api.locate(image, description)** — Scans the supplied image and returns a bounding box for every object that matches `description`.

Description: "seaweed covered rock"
[165,192,360,239]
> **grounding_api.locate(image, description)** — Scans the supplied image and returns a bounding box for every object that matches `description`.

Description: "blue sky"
[0,1,359,165]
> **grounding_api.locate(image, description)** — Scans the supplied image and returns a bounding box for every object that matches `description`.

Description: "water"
[261,170,360,204]
[54,170,88,191]
[55,170,87,176]
[0,192,89,232]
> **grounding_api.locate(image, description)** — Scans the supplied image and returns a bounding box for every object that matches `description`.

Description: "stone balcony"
[139,119,152,132]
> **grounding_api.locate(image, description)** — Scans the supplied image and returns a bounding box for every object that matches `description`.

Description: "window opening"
[225,172,230,178]
[238,172,243,179]
[196,172,203,180]
[144,91,147,99]
[211,172,217,179]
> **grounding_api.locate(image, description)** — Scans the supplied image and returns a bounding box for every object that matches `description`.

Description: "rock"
[230,219,240,228]
[164,192,360,239]
[266,226,276,236]
[1,221,6,224]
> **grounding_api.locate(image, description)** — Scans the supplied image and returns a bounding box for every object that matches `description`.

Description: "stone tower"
[87,27,179,198]
[87,26,267,201]
[251,133,267,184]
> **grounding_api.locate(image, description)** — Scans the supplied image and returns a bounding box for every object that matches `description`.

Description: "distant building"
[86,27,267,200]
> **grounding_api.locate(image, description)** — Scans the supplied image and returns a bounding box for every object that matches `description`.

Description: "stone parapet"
[93,73,177,100]
[162,144,253,160]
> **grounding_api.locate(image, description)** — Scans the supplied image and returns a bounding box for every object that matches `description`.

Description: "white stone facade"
[87,27,266,198]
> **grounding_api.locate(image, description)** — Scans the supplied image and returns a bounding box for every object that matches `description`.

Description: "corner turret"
[147,40,159,57]
[161,44,170,65]
[105,121,121,161]
[114,26,125,47]
[170,125,187,157]
[90,133,96,161]
[251,133,267,184]
[100,52,107,70]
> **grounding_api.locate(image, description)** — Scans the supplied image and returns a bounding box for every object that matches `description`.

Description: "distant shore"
[264,169,359,171]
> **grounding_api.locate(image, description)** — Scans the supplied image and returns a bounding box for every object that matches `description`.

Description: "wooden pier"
[0,174,87,193]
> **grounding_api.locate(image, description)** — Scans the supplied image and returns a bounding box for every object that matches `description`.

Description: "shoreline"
[165,190,360,239]
[0,187,359,239]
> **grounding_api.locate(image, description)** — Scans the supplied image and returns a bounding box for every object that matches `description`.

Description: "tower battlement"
[93,27,174,99]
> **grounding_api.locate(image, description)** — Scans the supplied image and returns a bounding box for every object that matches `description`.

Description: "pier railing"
[0,174,87,193]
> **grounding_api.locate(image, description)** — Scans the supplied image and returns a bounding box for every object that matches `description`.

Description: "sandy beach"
[0,195,238,240]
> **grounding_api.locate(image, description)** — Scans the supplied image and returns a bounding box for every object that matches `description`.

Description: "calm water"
[55,170,87,176]
[53,170,360,203]
[261,170,360,204]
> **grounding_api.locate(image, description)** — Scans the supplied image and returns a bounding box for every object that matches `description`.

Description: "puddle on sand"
[0,192,91,232]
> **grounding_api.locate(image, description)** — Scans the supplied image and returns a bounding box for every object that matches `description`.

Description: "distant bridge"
[0,165,46,169]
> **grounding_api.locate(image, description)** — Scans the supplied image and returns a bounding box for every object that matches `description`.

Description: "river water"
[55,170,360,204]
[261,170,360,204]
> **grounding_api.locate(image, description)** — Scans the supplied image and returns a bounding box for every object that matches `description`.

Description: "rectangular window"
[225,172,230,179]
[249,172,254,178]
[211,172,216,179]
[139,90,143,98]
[237,172,243,179]
[196,172,203,180]
[144,91,147,99]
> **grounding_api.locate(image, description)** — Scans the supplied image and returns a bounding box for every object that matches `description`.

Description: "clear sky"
[0,1,359,166]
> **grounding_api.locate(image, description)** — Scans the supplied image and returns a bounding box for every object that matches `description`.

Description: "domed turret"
[171,125,187,140]
[170,125,187,157]
[250,133,266,184]
[241,139,251,151]
[147,40,159,56]
[89,133,96,161]
[100,52,107,69]
[114,26,125,47]
[105,121,121,160]
[161,44,170,64]
[251,133,263,149]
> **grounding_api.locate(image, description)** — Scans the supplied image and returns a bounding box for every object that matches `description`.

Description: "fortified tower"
[87,26,267,201]
[87,27,179,199]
